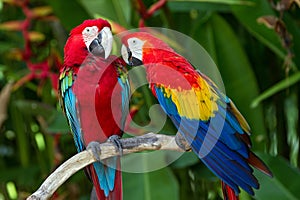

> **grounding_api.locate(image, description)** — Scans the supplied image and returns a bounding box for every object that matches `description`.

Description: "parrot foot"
[87,141,102,161]
[108,135,123,155]
[175,133,191,151]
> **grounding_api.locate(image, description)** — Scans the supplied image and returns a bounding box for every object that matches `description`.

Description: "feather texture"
[122,32,273,199]
[59,19,127,200]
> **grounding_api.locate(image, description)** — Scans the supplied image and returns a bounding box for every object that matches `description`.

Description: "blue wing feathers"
[154,85,258,195]
[217,103,244,134]
[118,78,131,130]
[154,87,178,116]
[204,153,256,195]
[63,88,84,152]
[190,138,257,195]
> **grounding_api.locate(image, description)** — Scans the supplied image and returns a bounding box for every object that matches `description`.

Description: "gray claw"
[107,135,123,155]
[87,141,102,161]
[175,133,192,151]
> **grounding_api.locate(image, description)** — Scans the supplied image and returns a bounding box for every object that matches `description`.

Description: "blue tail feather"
[202,150,255,195]
[93,157,117,197]
[105,157,117,191]
[190,136,257,194]
[174,117,257,195]
[93,162,109,197]
[190,133,251,172]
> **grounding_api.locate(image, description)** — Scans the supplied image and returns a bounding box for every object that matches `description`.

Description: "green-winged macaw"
[120,32,272,200]
[59,19,129,200]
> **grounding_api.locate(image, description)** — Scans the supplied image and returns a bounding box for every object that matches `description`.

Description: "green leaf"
[283,13,300,68]
[168,0,254,12]
[254,153,300,200]
[0,166,40,188]
[47,0,91,30]
[251,71,300,108]
[79,0,131,27]
[0,42,15,54]
[9,100,31,167]
[168,1,231,12]
[123,167,179,200]
[231,0,288,62]
[284,93,299,167]
[170,152,199,169]
[14,100,54,118]
[46,110,70,134]
[169,0,254,5]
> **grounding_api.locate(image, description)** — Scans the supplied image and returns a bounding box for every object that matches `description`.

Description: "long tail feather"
[87,157,122,200]
[108,160,122,200]
[221,181,239,200]
[88,164,105,199]
[247,151,273,177]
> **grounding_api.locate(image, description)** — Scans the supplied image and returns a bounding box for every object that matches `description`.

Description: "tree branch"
[27,133,184,200]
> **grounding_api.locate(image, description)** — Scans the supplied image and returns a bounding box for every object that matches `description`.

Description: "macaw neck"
[62,54,110,79]
[142,48,199,90]
[64,49,88,68]
[142,46,175,64]
[63,35,89,68]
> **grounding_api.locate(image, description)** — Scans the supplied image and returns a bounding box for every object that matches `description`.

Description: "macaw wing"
[59,69,85,152]
[196,70,251,145]
[115,61,131,131]
[152,74,259,195]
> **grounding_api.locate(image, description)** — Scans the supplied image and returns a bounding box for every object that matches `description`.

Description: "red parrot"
[59,19,129,199]
[120,32,272,199]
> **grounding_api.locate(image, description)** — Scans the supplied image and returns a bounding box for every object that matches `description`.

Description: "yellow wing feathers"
[162,76,219,121]
[229,100,251,133]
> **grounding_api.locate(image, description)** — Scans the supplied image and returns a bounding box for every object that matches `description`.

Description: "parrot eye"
[82,26,98,36]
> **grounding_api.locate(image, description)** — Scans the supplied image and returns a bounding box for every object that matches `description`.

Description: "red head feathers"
[63,19,112,68]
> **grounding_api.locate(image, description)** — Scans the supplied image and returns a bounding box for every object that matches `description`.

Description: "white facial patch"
[127,37,145,62]
[82,26,99,49]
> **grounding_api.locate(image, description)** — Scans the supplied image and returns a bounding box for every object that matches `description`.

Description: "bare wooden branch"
[27,133,184,200]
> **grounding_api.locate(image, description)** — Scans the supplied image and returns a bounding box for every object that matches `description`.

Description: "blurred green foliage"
[0,0,299,199]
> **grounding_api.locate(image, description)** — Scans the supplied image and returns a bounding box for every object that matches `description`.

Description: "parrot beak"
[121,44,143,66]
[89,27,112,59]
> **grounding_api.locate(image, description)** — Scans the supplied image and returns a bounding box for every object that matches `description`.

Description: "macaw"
[59,19,129,199]
[120,32,272,199]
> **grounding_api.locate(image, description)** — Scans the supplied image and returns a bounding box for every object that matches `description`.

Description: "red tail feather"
[221,181,239,200]
[247,151,273,177]
[108,160,123,200]
[88,165,105,199]
[88,161,123,200]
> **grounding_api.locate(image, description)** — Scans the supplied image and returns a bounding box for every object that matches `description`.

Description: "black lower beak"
[89,34,105,57]
[127,48,143,66]
[129,57,143,66]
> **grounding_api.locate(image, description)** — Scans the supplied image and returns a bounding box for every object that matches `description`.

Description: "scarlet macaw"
[120,32,272,199]
[59,19,129,199]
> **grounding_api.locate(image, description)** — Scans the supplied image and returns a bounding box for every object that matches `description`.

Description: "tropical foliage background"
[0,0,299,199]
